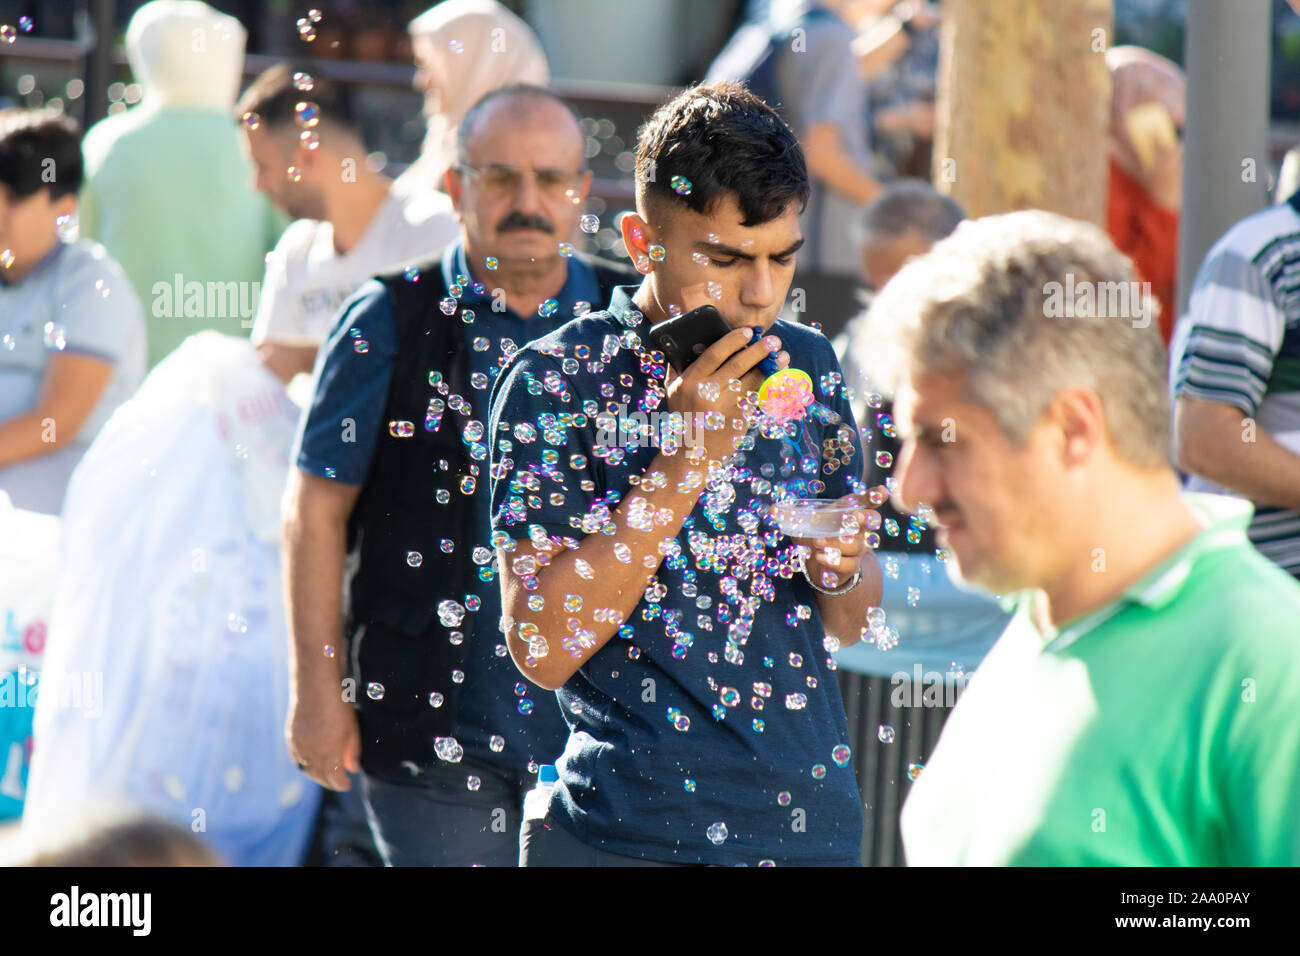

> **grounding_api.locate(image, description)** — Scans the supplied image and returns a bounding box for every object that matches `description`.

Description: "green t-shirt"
[80,104,287,369]
[901,493,1300,866]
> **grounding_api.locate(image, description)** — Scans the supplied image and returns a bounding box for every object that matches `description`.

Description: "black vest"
[346,249,634,776]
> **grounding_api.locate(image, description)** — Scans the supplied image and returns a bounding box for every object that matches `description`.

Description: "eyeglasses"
[458,164,585,200]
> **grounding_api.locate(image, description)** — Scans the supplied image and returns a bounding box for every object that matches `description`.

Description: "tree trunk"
[933,0,1113,225]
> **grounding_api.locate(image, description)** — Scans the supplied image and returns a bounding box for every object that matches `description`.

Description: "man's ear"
[444,165,463,209]
[620,211,652,273]
[1052,387,1106,467]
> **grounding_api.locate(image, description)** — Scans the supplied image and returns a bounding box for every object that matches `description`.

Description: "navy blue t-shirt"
[292,241,601,776]
[488,284,867,865]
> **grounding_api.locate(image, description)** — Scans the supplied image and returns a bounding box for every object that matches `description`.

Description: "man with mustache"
[282,84,633,866]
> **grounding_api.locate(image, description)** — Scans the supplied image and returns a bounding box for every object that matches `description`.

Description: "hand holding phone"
[654,310,788,463]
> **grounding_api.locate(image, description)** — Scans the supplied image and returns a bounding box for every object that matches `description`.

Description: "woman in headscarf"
[393,0,550,198]
[1105,45,1186,345]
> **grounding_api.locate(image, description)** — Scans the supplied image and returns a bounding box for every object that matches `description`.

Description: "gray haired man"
[882,210,1300,865]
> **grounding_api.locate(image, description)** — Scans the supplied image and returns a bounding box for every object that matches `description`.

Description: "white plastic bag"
[23,332,320,866]
[0,492,60,820]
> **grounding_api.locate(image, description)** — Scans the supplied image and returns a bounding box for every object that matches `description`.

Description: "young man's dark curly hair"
[635,81,810,227]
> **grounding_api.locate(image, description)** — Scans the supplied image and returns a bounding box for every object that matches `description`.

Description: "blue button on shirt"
[488,285,867,865]
[292,241,601,775]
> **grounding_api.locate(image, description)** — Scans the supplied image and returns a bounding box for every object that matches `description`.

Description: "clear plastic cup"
[773,498,858,538]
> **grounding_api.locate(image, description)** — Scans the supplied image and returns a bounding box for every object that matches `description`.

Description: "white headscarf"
[1105,45,1186,185]
[125,0,246,111]
[397,0,550,195]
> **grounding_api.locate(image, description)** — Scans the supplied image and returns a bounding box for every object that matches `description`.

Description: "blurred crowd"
[1,0,1296,869]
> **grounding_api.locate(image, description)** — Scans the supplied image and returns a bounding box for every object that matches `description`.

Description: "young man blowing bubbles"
[487,82,883,867]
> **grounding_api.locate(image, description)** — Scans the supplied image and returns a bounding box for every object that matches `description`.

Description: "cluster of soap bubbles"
[296,8,322,42]
[0,17,33,43]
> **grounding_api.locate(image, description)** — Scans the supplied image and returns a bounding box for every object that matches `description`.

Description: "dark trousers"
[519,812,695,867]
[302,776,383,866]
[361,756,525,866]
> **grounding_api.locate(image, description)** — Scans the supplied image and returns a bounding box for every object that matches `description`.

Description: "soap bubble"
[877,724,895,743]
[292,72,314,91]
[294,101,319,128]
[489,734,505,753]
[580,214,600,233]
[538,299,558,318]
[706,822,728,845]
[907,763,924,781]
[366,682,385,700]
[434,736,463,763]
[558,242,575,257]
[777,791,791,806]
[811,764,827,779]
[406,551,423,567]
[437,600,466,627]
[43,322,66,351]
[832,745,852,768]
[670,175,693,195]
[466,775,481,791]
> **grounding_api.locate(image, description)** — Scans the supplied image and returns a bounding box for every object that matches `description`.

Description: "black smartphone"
[647,305,734,373]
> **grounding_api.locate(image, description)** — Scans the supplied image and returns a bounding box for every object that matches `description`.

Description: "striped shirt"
[1171,193,1300,577]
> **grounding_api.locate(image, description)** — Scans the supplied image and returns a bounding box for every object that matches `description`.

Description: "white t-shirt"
[250,188,458,347]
